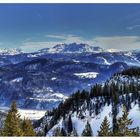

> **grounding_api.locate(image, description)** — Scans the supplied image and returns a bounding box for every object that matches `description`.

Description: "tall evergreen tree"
[61,128,67,136]
[67,115,73,134]
[82,121,93,136]
[114,106,138,136]
[2,101,23,136]
[71,127,78,136]
[98,116,111,136]
[22,118,36,136]
[54,127,62,136]
[112,99,118,134]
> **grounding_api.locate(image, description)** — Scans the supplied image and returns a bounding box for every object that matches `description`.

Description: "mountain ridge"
[0,43,139,113]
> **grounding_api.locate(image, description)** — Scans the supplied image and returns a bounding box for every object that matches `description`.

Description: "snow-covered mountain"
[0,43,140,67]
[0,48,23,55]
[0,43,139,112]
[38,43,104,54]
[28,43,140,66]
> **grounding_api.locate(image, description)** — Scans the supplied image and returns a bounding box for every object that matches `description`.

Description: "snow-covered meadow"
[0,106,46,120]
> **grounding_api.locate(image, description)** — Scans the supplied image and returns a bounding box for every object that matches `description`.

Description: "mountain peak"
[0,48,23,55]
[38,43,104,54]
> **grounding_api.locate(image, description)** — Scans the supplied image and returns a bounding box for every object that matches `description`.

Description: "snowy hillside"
[35,68,140,136]
[46,101,140,136]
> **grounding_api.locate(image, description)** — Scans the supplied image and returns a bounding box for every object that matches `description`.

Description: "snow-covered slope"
[35,68,140,136]
[45,102,140,136]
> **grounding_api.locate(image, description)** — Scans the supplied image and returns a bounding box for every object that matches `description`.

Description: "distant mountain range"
[38,43,104,54]
[0,43,139,110]
[0,48,23,55]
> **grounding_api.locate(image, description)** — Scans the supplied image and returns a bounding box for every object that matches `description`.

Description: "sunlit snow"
[0,106,46,120]
[74,72,99,79]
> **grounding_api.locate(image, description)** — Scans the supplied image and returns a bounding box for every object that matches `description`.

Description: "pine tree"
[98,116,111,136]
[67,115,73,134]
[82,121,93,136]
[134,127,140,136]
[2,101,23,136]
[112,98,118,134]
[54,127,62,136]
[114,106,138,136]
[44,124,48,136]
[71,127,78,136]
[61,128,67,136]
[22,118,36,136]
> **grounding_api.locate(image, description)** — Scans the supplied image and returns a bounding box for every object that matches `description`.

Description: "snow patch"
[19,109,46,120]
[74,72,99,79]
[0,106,46,120]
[97,57,111,65]
[51,77,57,80]
[10,77,23,83]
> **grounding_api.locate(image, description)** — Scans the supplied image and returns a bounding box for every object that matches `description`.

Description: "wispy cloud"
[20,34,140,52]
[126,24,140,30]
[94,36,140,51]
[20,34,95,52]
[46,34,73,40]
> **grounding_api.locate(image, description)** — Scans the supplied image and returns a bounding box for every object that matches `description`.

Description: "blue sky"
[0,4,140,52]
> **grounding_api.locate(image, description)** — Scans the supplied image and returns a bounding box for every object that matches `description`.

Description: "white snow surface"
[46,102,140,136]
[18,109,46,120]
[10,77,23,83]
[0,106,46,120]
[51,77,57,80]
[31,92,68,102]
[97,57,111,65]
[74,72,99,79]
[46,104,112,136]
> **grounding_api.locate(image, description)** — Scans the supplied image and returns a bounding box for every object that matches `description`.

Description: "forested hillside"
[35,67,140,136]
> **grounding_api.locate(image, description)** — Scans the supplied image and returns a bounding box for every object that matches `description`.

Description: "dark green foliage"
[22,118,36,136]
[113,106,139,136]
[82,121,93,136]
[117,67,140,77]
[67,115,73,134]
[1,101,36,137]
[1,101,23,136]
[61,128,67,136]
[98,116,111,136]
[54,127,62,136]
